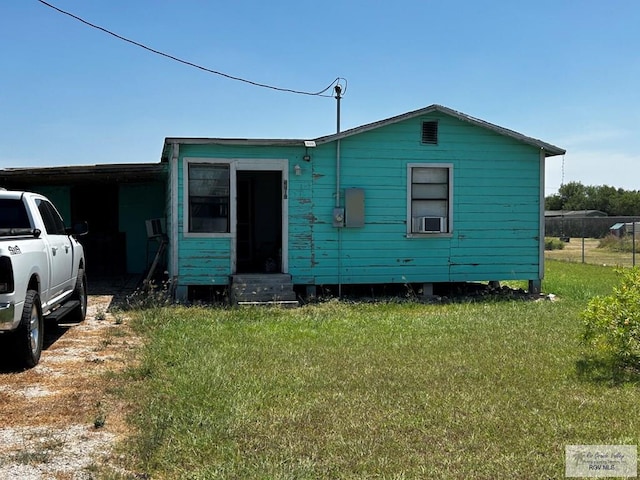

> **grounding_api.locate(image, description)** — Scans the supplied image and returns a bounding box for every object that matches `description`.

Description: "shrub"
[544,237,565,250]
[598,234,639,253]
[581,267,640,373]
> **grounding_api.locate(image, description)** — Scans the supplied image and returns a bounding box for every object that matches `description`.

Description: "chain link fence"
[545,215,640,267]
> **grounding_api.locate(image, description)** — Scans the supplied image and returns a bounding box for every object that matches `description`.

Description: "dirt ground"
[0,284,140,479]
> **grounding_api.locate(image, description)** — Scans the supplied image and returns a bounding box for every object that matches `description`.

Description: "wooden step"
[237,300,299,308]
[230,274,298,306]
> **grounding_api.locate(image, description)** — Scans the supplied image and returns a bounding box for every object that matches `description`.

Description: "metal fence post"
[581,216,585,264]
[633,219,636,267]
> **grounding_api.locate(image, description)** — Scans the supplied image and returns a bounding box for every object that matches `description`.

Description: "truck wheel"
[68,268,87,323]
[16,290,44,368]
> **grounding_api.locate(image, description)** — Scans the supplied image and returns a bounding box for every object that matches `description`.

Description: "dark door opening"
[236,171,282,273]
[71,184,126,277]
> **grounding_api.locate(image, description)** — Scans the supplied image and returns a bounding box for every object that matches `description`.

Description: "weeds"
[12,448,51,465]
[10,429,67,466]
[112,308,125,325]
[598,234,640,252]
[94,401,107,429]
[125,280,173,310]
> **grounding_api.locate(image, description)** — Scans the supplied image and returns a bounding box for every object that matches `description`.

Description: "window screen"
[188,163,230,233]
[409,165,451,234]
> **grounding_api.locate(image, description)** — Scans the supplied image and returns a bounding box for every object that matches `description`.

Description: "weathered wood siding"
[170,110,543,289]
[171,143,312,288]
[308,111,542,284]
[119,182,166,274]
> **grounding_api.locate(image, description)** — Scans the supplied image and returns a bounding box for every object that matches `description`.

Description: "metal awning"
[0,163,167,186]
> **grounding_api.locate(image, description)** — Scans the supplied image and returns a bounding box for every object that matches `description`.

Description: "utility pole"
[335,84,342,133]
[335,83,343,297]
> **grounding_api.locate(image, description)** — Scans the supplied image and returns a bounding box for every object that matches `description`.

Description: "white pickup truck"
[0,190,88,368]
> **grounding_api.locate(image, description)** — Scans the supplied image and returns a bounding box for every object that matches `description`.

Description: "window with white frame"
[188,163,230,233]
[408,164,452,234]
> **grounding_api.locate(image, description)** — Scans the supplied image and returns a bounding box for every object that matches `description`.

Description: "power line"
[35,0,344,97]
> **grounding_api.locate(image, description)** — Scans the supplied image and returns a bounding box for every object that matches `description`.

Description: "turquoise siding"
[170,111,544,290]
[120,183,166,274]
[289,173,314,284]
[178,237,232,285]
[172,144,314,288]
[304,113,542,285]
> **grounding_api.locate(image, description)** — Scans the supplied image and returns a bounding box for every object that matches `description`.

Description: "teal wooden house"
[162,105,565,302]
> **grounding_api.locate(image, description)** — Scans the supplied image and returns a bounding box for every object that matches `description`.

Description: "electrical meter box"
[332,208,345,228]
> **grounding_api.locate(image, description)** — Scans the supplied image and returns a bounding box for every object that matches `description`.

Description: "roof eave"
[163,137,306,147]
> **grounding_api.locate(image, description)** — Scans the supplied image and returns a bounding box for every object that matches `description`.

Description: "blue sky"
[2,1,639,195]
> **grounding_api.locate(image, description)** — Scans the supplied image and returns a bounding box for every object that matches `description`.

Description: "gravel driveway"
[0,290,139,479]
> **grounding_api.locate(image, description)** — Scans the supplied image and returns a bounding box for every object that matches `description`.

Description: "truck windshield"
[0,199,32,229]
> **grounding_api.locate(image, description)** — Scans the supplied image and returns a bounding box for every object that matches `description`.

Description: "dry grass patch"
[546,237,638,267]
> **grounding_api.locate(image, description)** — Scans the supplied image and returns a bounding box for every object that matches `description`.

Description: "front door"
[236,170,283,273]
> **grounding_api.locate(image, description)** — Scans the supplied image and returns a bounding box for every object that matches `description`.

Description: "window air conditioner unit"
[413,216,446,233]
[145,218,166,238]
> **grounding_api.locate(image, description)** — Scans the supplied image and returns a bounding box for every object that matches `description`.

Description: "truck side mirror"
[68,221,89,236]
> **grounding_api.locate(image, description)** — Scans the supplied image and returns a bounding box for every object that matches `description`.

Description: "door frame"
[231,159,289,274]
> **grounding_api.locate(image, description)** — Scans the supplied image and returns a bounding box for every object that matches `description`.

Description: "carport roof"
[0,163,166,186]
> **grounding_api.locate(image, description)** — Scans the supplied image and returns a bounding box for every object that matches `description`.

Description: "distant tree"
[554,181,587,211]
[545,182,640,216]
[545,194,563,211]
[612,191,640,216]
[585,185,617,213]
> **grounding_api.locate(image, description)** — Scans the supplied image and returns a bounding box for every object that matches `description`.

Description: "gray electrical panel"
[345,188,365,228]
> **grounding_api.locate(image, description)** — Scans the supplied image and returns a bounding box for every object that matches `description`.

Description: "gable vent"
[421,121,438,144]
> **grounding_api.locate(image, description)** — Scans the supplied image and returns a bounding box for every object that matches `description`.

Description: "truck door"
[36,199,74,299]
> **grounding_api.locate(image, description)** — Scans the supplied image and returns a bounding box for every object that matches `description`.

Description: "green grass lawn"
[112,261,638,479]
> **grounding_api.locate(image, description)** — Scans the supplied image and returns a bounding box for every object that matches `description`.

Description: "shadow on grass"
[576,356,640,386]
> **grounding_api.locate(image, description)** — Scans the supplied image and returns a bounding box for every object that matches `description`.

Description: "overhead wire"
[35,0,345,97]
